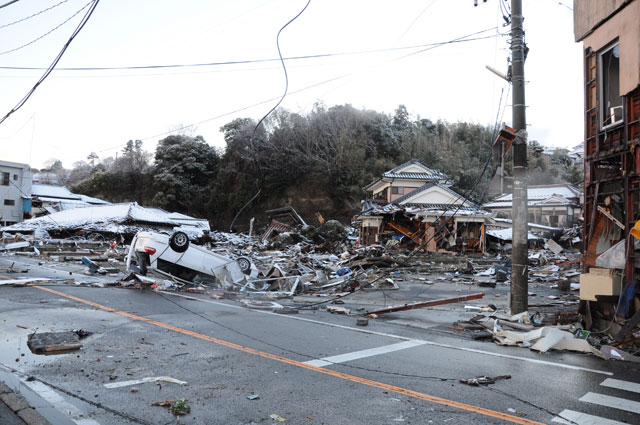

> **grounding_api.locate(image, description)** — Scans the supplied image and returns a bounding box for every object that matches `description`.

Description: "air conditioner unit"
[610,105,624,125]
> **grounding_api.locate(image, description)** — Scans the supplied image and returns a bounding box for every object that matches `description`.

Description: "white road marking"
[600,378,640,394]
[579,392,640,414]
[304,340,427,367]
[160,291,614,376]
[22,379,101,425]
[552,409,627,425]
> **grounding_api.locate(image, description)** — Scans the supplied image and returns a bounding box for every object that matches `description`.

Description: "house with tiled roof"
[482,184,581,228]
[364,159,473,209]
[358,160,490,252]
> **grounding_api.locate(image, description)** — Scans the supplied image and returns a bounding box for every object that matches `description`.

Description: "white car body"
[126,231,246,285]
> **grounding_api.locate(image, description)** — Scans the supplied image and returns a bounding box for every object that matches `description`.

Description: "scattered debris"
[170,399,190,416]
[367,293,484,316]
[459,375,511,386]
[27,331,83,354]
[152,399,191,416]
[356,318,369,326]
[104,376,187,389]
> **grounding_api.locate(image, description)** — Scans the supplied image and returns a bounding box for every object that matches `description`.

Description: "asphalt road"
[1,255,640,425]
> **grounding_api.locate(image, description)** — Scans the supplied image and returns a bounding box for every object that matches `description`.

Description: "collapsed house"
[483,184,582,229]
[1,202,210,240]
[357,203,493,253]
[31,184,109,216]
[573,1,640,337]
[260,207,308,242]
[358,160,493,252]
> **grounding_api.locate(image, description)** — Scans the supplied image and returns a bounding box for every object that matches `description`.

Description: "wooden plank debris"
[366,293,484,315]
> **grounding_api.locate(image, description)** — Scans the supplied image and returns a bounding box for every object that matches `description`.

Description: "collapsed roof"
[2,202,210,238]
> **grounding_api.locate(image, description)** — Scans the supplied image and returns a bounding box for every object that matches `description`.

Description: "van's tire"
[169,231,189,253]
[236,256,252,275]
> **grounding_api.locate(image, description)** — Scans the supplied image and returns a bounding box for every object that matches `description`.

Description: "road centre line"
[600,378,640,394]
[32,284,544,425]
[161,291,613,376]
[304,340,427,367]
[579,392,640,414]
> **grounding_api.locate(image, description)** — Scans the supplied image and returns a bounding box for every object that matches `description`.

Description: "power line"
[95,29,502,154]
[228,0,312,232]
[0,0,19,10]
[395,0,438,45]
[0,0,100,126]
[0,27,499,71]
[0,0,93,56]
[0,0,69,30]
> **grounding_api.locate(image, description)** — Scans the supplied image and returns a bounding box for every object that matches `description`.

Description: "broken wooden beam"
[366,293,484,315]
[597,206,625,230]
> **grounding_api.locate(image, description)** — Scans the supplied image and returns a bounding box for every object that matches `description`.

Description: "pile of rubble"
[2,206,639,363]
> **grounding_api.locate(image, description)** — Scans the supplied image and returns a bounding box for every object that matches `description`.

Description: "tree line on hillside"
[34,104,582,229]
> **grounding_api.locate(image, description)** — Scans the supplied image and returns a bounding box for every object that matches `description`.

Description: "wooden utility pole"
[510,0,528,314]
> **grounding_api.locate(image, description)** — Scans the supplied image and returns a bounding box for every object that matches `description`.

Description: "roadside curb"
[0,380,50,425]
[0,372,75,425]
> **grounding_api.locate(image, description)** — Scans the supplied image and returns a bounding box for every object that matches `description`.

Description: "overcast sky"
[0,0,582,169]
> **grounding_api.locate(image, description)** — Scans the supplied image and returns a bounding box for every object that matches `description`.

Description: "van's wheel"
[236,256,252,274]
[169,231,189,253]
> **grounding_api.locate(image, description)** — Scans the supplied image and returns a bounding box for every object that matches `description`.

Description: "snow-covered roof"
[358,202,492,220]
[393,182,478,208]
[36,197,87,205]
[77,194,110,205]
[489,184,580,202]
[0,160,29,169]
[384,159,447,179]
[364,159,450,190]
[32,184,80,200]
[486,228,543,241]
[2,202,210,235]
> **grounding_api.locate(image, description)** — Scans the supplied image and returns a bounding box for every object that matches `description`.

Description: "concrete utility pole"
[510,0,528,314]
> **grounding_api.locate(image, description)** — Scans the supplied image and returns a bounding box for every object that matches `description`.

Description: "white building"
[0,160,32,226]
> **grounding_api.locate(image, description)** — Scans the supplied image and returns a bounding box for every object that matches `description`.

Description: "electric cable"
[0,0,100,126]
[0,113,33,139]
[228,0,312,232]
[0,27,499,71]
[94,30,502,155]
[0,0,69,30]
[295,81,510,310]
[395,0,438,45]
[0,0,93,56]
[0,0,19,10]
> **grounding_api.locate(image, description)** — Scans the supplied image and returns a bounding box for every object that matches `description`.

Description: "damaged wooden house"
[574,1,640,332]
[357,160,493,253]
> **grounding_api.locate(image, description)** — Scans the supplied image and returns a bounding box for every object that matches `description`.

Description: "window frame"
[599,41,623,129]
[4,199,16,206]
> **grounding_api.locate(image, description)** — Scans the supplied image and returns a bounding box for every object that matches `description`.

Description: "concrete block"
[0,381,13,394]
[1,392,30,412]
[18,407,53,425]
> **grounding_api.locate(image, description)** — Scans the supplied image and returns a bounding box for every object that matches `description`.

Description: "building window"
[13,174,18,180]
[391,187,404,195]
[1,172,9,186]
[4,199,15,206]
[600,42,622,127]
